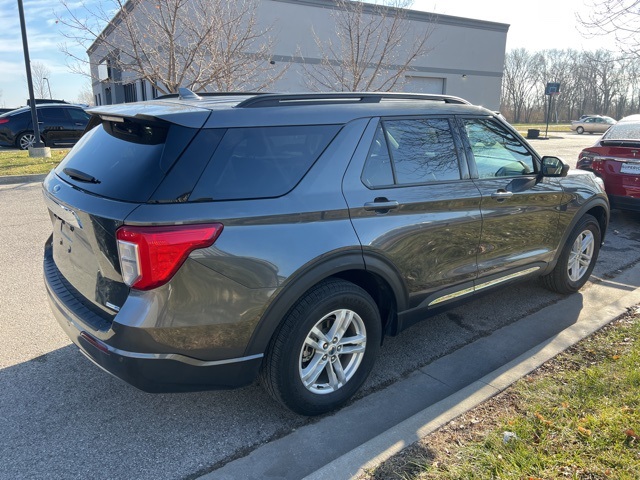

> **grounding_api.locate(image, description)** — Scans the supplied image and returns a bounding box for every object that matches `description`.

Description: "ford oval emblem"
[53,184,61,193]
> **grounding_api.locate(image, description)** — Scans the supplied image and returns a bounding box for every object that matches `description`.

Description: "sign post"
[544,82,561,139]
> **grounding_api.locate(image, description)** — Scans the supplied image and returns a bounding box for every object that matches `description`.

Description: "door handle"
[364,199,399,213]
[491,190,513,201]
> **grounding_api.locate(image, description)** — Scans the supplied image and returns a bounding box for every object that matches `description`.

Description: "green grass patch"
[365,311,640,479]
[0,149,68,176]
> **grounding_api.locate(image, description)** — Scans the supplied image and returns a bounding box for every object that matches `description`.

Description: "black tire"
[576,126,584,134]
[260,279,381,416]
[542,214,601,294]
[16,132,44,150]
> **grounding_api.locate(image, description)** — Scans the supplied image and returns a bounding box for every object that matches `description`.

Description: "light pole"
[43,77,52,99]
[17,0,46,154]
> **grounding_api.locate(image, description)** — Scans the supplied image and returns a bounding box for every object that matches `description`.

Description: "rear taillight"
[0,118,9,124]
[116,223,223,290]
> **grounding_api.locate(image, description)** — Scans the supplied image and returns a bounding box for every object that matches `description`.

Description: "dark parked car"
[577,114,640,211]
[0,104,90,150]
[43,91,609,415]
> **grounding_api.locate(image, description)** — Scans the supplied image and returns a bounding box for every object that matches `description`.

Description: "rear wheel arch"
[244,253,405,357]
[16,131,45,150]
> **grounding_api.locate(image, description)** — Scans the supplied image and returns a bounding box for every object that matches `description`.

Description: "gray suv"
[43,92,609,415]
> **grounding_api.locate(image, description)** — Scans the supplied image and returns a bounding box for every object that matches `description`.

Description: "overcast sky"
[0,0,620,107]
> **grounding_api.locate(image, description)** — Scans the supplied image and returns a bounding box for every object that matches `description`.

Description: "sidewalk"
[0,173,46,185]
[205,265,640,480]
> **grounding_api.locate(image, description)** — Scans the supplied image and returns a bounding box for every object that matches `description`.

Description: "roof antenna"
[178,87,201,100]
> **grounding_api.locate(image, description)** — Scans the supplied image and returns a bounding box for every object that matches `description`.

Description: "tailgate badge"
[53,184,61,193]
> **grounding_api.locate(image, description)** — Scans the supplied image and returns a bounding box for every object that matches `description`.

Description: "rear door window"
[189,125,341,201]
[39,108,68,122]
[361,118,461,188]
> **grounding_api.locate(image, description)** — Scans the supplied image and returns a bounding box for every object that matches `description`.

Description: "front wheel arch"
[542,214,601,293]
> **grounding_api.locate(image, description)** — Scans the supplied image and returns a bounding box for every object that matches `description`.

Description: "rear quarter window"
[189,125,341,201]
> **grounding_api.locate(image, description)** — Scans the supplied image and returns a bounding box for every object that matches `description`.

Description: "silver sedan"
[571,116,617,134]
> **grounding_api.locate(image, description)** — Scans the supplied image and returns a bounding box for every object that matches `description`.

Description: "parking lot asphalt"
[2,134,640,480]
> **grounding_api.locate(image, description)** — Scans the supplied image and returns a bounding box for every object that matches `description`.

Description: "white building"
[88,0,509,109]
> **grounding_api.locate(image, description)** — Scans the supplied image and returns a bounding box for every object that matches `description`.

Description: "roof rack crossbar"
[155,91,269,100]
[236,92,470,108]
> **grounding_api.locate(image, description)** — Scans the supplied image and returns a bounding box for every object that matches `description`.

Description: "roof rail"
[235,92,471,108]
[155,91,269,100]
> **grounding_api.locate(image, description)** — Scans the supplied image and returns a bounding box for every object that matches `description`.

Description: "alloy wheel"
[19,133,37,150]
[567,230,595,282]
[298,308,367,394]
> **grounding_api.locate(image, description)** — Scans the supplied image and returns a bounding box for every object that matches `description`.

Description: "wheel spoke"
[311,326,330,345]
[304,335,323,352]
[332,359,347,385]
[338,334,366,353]
[579,253,592,267]
[301,353,327,387]
[326,361,340,390]
[327,309,353,342]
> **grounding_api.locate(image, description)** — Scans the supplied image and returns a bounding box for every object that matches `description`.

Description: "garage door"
[403,76,445,94]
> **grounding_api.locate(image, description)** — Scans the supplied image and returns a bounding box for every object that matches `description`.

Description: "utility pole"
[43,77,52,99]
[17,0,49,157]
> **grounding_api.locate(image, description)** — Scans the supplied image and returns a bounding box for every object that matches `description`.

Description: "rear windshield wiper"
[63,168,101,184]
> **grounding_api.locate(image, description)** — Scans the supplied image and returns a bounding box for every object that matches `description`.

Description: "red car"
[577,115,640,211]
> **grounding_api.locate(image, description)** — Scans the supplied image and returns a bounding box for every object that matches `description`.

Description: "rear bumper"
[44,243,262,392]
[608,194,640,212]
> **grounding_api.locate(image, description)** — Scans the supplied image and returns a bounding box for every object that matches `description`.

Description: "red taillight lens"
[116,223,223,290]
[0,118,9,124]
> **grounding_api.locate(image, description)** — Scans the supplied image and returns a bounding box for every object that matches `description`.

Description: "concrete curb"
[0,174,46,185]
[304,278,640,480]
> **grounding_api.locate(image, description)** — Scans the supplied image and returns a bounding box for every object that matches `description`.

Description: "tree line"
[501,48,640,123]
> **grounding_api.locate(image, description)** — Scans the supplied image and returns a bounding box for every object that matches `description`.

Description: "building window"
[151,84,159,99]
[140,80,147,101]
[95,94,101,106]
[124,83,138,103]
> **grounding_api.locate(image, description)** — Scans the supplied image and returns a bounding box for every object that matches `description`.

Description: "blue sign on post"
[545,82,561,95]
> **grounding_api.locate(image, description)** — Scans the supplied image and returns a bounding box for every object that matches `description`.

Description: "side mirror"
[540,156,569,177]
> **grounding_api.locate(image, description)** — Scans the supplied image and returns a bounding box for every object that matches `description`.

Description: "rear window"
[603,122,640,141]
[189,125,341,201]
[55,121,197,203]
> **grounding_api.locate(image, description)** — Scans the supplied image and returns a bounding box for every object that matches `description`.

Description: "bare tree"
[500,47,640,123]
[578,0,640,56]
[57,0,286,94]
[501,49,544,123]
[302,0,434,92]
[31,61,52,99]
[77,83,95,106]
